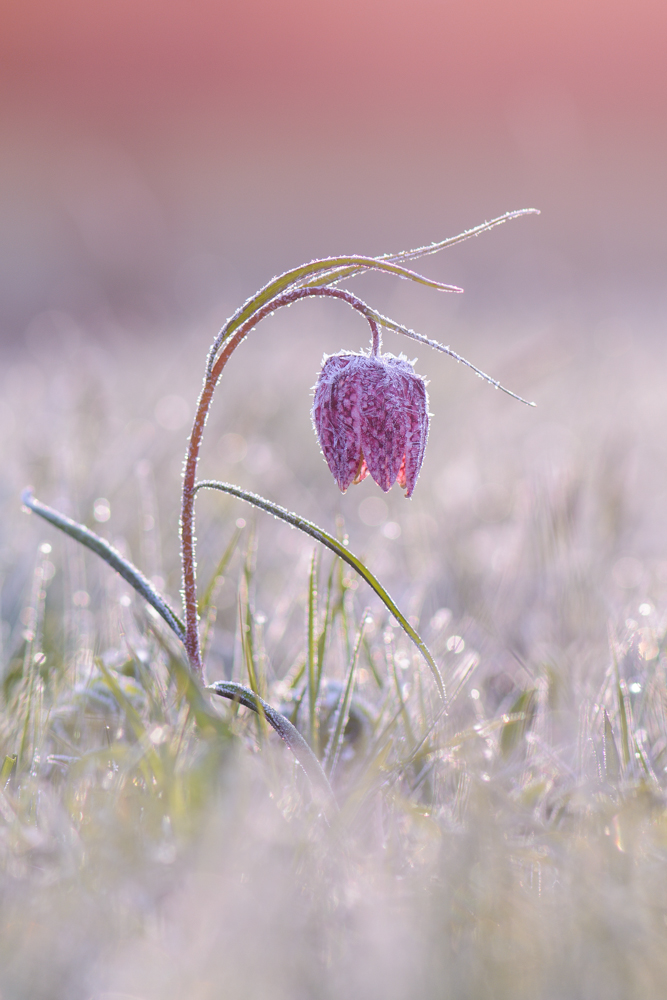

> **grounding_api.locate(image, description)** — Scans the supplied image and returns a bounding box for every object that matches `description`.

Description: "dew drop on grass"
[93,498,111,522]
[382,521,401,539]
[20,607,36,628]
[429,608,452,633]
[41,561,56,582]
[447,635,465,653]
[638,629,659,660]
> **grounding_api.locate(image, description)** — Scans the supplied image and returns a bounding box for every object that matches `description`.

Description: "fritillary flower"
[312,351,429,498]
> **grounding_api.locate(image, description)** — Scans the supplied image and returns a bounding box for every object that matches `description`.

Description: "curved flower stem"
[208,286,381,381]
[181,376,217,677]
[370,321,381,357]
[180,285,383,679]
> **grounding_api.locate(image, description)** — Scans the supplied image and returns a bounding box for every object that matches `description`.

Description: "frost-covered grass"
[3,285,667,999]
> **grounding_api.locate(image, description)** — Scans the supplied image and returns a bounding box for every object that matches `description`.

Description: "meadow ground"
[2,286,667,999]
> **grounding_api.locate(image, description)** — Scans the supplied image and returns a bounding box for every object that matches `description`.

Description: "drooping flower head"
[312,351,429,498]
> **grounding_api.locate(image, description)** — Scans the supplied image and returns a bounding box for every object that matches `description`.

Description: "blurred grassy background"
[3,2,667,998]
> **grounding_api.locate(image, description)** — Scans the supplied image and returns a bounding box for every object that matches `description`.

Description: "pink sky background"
[2,0,666,336]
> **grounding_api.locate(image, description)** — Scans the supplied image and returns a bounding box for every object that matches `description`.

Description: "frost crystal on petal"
[312,351,429,497]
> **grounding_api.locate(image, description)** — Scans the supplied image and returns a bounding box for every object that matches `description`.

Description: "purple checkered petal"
[312,351,429,497]
[389,358,429,498]
[311,355,364,492]
[358,359,408,492]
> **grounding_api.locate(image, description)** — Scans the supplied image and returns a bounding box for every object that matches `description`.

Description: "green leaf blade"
[194,480,445,701]
[21,490,185,641]
[207,681,336,813]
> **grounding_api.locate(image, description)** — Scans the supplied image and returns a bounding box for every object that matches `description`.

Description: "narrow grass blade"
[307,549,319,752]
[17,660,37,770]
[207,255,463,371]
[387,630,416,748]
[238,538,260,692]
[376,209,541,266]
[617,679,632,770]
[362,631,384,689]
[166,655,231,739]
[21,489,185,642]
[610,635,632,770]
[499,689,537,757]
[238,595,268,742]
[224,282,533,406]
[401,705,448,769]
[195,481,445,700]
[300,209,541,288]
[207,211,539,377]
[1,754,16,789]
[207,681,337,813]
[603,709,621,780]
[316,557,336,690]
[287,254,464,293]
[96,661,164,787]
[393,714,529,775]
[323,612,367,780]
[361,307,535,406]
[633,731,657,782]
[447,652,480,707]
[198,522,244,615]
